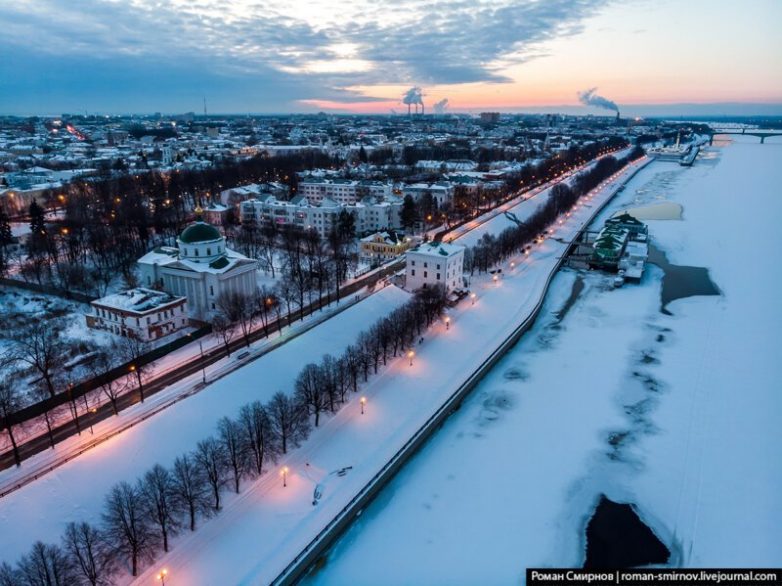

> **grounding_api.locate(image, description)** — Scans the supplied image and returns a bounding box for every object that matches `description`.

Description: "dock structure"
[565,212,650,281]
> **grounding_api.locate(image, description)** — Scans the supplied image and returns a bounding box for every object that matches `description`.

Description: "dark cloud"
[0,0,606,113]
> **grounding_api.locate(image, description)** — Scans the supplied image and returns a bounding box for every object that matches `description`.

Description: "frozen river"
[306,135,782,585]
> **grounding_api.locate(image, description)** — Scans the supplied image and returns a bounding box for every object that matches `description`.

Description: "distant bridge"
[708,128,782,144]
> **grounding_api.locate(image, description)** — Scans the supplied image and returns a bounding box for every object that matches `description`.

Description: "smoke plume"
[402,86,424,114]
[577,87,618,113]
[433,98,449,114]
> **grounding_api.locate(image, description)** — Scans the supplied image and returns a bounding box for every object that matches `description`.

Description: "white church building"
[138,215,257,320]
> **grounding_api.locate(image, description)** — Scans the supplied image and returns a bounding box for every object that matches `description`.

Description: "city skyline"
[2,0,781,117]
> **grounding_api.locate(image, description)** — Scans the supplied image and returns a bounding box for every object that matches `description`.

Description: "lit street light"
[157,569,168,585]
[445,316,450,330]
[281,466,289,487]
[471,292,477,305]
[360,396,367,415]
[89,408,97,434]
[408,350,415,366]
[493,274,499,284]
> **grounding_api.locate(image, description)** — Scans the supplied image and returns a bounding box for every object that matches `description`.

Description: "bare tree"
[140,464,180,553]
[119,337,151,403]
[211,314,236,357]
[294,363,326,427]
[268,391,310,455]
[102,481,154,577]
[32,383,57,450]
[89,351,123,416]
[16,541,76,586]
[215,290,256,348]
[238,401,275,477]
[218,417,247,493]
[13,322,64,398]
[0,562,18,586]
[194,438,228,511]
[0,377,23,467]
[171,454,210,532]
[62,522,115,586]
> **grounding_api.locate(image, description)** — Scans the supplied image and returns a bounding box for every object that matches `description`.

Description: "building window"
[207,248,211,255]
[424,262,428,268]
[411,269,415,276]
[437,264,441,270]
[411,260,415,266]
[424,271,428,278]
[194,249,199,256]
[210,285,214,295]
[436,273,440,280]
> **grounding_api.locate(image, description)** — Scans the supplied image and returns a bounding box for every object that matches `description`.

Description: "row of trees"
[465,146,645,274]
[0,286,449,584]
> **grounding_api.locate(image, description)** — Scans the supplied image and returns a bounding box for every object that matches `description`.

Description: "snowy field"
[0,286,410,563]
[307,136,782,584]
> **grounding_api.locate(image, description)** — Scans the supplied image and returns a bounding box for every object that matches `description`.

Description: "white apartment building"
[86,288,189,341]
[405,241,465,292]
[240,195,402,238]
[298,178,392,206]
[401,182,455,207]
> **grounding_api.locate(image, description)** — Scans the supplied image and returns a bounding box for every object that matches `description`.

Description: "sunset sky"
[1,0,781,116]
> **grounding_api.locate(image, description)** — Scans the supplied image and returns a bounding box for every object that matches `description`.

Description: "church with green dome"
[137,214,257,320]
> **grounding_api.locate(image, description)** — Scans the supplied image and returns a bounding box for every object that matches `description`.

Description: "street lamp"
[360,396,367,415]
[408,350,415,366]
[445,316,450,330]
[281,466,289,487]
[89,408,97,435]
[493,274,499,284]
[471,292,476,305]
[157,569,168,585]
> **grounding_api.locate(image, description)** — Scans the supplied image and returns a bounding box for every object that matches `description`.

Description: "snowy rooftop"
[92,288,184,313]
[410,241,465,258]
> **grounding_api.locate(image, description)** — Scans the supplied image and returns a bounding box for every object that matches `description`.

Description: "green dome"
[179,221,221,244]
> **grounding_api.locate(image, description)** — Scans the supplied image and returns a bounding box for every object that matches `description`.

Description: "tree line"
[465,146,645,274]
[0,286,448,584]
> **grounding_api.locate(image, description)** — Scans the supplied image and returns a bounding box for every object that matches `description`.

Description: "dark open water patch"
[648,244,720,315]
[584,496,670,568]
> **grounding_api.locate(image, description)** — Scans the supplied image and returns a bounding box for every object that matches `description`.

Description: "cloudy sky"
[1,0,780,115]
